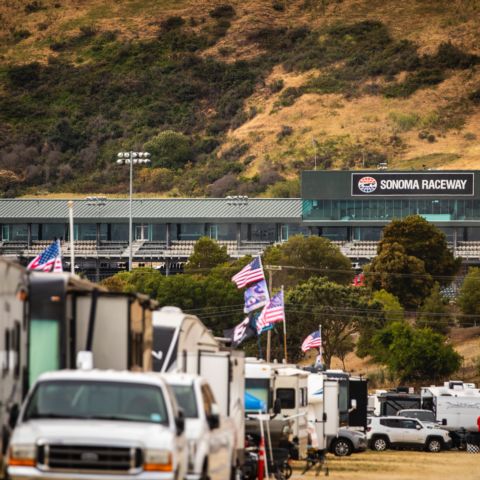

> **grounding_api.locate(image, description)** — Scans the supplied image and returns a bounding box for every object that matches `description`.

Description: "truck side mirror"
[442,419,447,426]
[207,404,220,430]
[273,398,282,415]
[8,404,19,429]
[322,413,327,422]
[175,409,185,436]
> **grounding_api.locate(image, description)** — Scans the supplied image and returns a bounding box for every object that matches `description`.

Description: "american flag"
[231,256,265,289]
[27,240,63,272]
[301,330,322,352]
[256,289,284,333]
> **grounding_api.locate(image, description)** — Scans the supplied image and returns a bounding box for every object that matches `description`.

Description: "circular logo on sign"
[358,176,377,193]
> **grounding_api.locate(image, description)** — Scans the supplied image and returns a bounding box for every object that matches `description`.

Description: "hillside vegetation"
[1,0,479,197]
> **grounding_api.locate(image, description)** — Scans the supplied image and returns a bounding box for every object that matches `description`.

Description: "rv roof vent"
[160,306,183,314]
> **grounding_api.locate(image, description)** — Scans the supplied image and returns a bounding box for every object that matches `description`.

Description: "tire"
[332,438,353,457]
[282,462,293,479]
[426,437,443,453]
[371,436,389,452]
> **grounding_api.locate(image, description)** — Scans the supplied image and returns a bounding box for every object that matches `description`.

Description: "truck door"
[28,275,66,388]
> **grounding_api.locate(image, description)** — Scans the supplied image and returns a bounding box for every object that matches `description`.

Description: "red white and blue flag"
[256,289,285,333]
[27,240,63,272]
[232,256,265,289]
[301,331,322,352]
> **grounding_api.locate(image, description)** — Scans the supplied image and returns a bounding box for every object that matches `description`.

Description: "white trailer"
[421,381,480,432]
[150,306,245,471]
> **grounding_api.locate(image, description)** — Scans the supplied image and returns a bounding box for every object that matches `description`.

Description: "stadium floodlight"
[115,150,152,272]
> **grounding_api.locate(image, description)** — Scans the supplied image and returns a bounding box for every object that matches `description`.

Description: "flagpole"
[319,323,322,366]
[282,285,287,363]
[68,200,75,275]
[266,259,272,363]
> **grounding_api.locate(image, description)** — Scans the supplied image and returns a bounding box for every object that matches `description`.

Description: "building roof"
[0,198,302,223]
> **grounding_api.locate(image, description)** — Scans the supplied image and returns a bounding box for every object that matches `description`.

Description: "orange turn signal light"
[144,462,173,472]
[8,458,35,467]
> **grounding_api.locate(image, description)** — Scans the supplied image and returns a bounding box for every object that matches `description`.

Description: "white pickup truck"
[7,370,188,480]
[165,373,236,480]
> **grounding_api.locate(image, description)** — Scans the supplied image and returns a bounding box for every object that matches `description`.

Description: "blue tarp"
[245,392,266,412]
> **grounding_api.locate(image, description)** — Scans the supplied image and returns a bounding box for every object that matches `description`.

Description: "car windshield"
[24,380,169,425]
[399,411,435,422]
[171,384,198,418]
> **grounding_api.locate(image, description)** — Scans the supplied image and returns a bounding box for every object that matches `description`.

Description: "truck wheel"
[426,437,443,453]
[332,438,353,457]
[371,436,389,452]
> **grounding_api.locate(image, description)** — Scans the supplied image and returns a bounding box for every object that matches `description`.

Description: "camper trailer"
[0,258,157,460]
[149,306,245,476]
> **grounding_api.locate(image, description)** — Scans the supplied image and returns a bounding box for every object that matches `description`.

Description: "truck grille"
[38,444,143,473]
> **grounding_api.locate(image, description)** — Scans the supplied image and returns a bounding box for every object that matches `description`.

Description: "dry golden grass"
[292,450,480,479]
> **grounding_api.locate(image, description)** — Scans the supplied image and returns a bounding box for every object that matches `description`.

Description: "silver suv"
[367,416,451,452]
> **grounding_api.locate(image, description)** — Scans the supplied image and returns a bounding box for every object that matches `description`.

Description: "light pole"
[116,151,151,271]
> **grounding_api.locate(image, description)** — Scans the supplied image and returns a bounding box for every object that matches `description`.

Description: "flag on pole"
[256,289,285,333]
[301,330,322,352]
[27,240,63,272]
[244,279,270,313]
[224,317,256,347]
[352,273,365,287]
[231,256,265,289]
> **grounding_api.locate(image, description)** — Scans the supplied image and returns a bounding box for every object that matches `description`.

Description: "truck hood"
[12,419,175,449]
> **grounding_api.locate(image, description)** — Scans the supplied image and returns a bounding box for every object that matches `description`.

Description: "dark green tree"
[365,242,433,308]
[457,267,480,326]
[379,215,461,286]
[417,282,451,334]
[185,236,230,273]
[285,277,380,367]
[144,130,194,169]
[371,321,462,383]
[263,235,354,289]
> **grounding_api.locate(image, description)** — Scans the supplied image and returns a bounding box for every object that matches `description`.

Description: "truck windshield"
[170,384,198,418]
[23,380,169,425]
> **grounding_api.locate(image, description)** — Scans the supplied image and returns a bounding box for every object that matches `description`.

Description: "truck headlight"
[144,449,172,472]
[8,444,36,467]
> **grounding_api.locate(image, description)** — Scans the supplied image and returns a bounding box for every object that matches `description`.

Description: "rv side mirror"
[8,404,19,429]
[442,419,447,426]
[273,398,282,415]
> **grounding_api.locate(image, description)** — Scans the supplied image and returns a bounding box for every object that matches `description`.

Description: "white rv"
[149,307,245,477]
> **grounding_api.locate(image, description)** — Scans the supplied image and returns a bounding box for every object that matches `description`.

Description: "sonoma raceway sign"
[351,172,474,196]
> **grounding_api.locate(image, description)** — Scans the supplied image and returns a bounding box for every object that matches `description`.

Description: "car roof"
[163,372,200,386]
[36,369,168,387]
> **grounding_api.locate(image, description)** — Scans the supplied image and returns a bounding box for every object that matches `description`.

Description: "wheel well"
[426,436,444,445]
[372,434,389,444]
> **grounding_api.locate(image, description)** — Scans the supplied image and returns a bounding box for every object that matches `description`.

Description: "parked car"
[396,409,437,425]
[328,428,367,456]
[367,416,451,453]
[165,373,236,480]
[7,370,188,480]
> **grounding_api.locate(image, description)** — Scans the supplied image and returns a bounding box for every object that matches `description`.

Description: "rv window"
[245,378,270,413]
[28,320,60,388]
[276,388,295,409]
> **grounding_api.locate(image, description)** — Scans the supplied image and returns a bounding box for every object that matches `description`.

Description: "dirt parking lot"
[292,450,479,479]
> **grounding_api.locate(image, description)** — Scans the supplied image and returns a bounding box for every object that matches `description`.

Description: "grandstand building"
[1,170,480,279]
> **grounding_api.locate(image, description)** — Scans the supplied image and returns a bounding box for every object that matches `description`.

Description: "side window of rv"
[276,388,295,409]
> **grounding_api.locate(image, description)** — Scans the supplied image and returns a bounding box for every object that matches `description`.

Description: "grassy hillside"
[1,0,479,197]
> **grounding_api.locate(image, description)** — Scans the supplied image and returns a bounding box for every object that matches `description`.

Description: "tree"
[417,283,451,334]
[262,235,354,289]
[371,321,462,383]
[366,242,433,308]
[185,237,230,273]
[285,277,379,367]
[372,289,404,322]
[379,215,460,286]
[144,130,194,169]
[457,267,480,326]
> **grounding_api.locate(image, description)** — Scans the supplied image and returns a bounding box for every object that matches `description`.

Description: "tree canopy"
[379,215,460,286]
[457,267,480,326]
[365,242,433,308]
[371,321,462,383]
[262,235,354,289]
[417,282,451,334]
[184,236,230,273]
[285,276,380,367]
